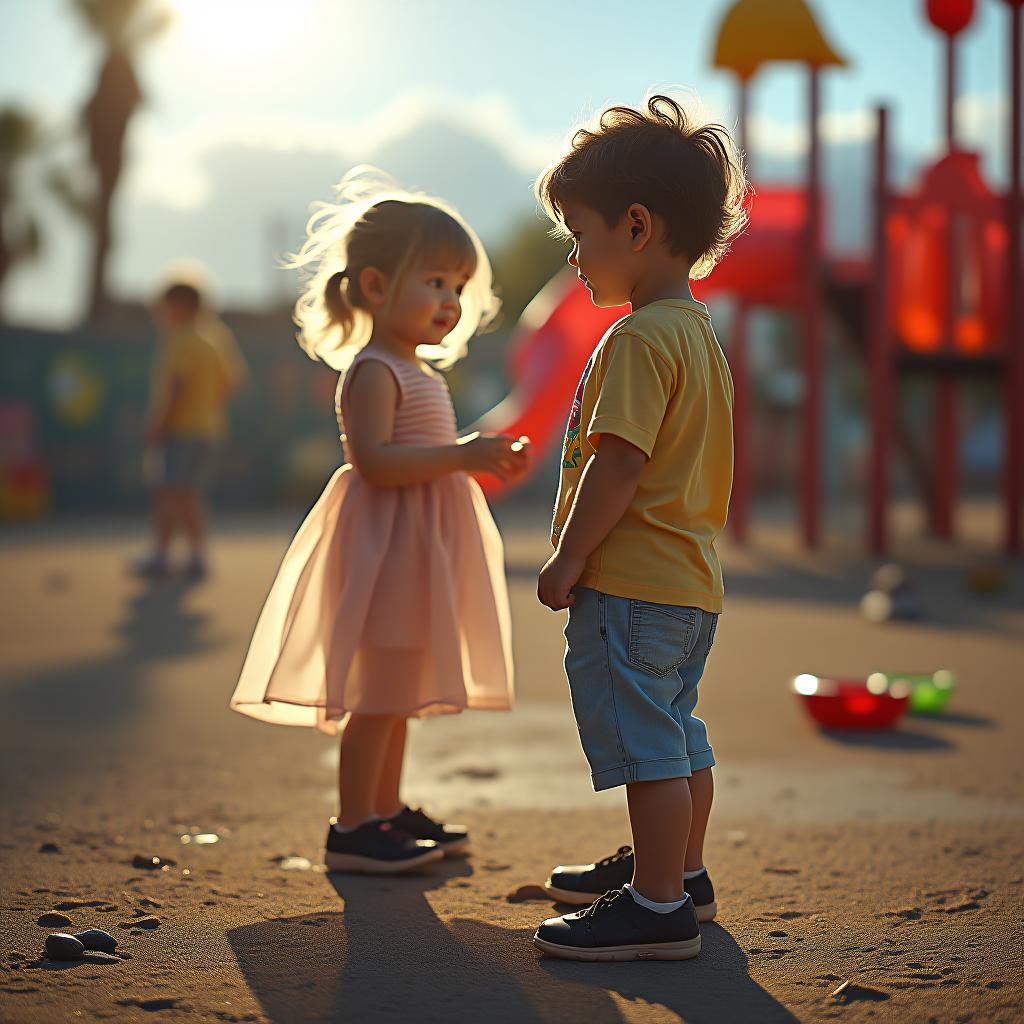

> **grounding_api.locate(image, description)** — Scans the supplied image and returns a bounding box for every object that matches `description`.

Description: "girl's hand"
[459,432,530,481]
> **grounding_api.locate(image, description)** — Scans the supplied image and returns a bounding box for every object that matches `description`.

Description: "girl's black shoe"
[324,818,444,874]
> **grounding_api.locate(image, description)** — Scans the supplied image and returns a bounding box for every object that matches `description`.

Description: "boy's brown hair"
[160,281,202,314]
[536,94,749,280]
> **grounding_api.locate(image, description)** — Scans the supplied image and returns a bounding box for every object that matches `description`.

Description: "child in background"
[231,168,527,873]
[532,95,747,960]
[136,276,246,579]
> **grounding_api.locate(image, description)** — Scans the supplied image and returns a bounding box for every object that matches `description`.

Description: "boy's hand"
[537,550,585,611]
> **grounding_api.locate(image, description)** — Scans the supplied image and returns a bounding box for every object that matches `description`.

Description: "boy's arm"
[537,434,647,610]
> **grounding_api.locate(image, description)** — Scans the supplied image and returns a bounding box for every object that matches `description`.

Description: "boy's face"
[560,202,636,307]
[153,299,198,331]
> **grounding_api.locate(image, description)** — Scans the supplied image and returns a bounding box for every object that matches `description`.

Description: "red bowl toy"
[792,674,910,731]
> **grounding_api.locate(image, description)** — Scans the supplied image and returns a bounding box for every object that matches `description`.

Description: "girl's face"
[384,263,471,347]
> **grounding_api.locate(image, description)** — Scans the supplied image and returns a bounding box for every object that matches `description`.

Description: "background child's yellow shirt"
[149,318,246,440]
[551,298,734,612]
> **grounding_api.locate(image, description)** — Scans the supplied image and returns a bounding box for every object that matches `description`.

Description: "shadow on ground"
[4,577,217,733]
[229,862,796,1023]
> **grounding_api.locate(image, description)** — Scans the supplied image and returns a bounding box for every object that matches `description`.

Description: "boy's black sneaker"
[533,886,701,962]
[544,846,717,922]
[324,818,443,874]
[388,806,469,856]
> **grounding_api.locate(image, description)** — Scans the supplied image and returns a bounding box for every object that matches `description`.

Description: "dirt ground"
[1,507,1022,1023]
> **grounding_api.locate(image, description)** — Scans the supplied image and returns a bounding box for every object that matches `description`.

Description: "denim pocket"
[627,601,698,677]
[706,613,719,655]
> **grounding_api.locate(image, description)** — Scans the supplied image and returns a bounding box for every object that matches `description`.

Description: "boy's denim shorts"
[564,587,718,792]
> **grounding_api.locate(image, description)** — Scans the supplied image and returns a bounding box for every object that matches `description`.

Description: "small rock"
[120,915,159,930]
[137,897,162,909]
[179,833,219,846]
[482,863,511,872]
[768,930,788,938]
[75,929,117,954]
[44,934,85,961]
[764,866,800,875]
[505,885,550,903]
[131,854,176,870]
[830,980,890,1003]
[37,913,73,927]
[38,843,60,854]
[278,856,312,871]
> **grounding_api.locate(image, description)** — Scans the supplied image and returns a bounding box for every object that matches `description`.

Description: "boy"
[533,95,747,961]
[135,278,246,579]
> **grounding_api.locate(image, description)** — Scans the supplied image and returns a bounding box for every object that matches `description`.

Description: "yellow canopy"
[713,0,847,79]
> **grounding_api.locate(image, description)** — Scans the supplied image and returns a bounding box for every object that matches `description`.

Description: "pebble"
[38,843,60,854]
[278,856,312,871]
[120,915,160,930]
[44,933,85,961]
[132,854,176,870]
[75,929,117,954]
[37,913,73,927]
[505,885,549,903]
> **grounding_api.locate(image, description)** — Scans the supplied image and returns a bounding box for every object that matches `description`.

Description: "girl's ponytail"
[323,270,353,335]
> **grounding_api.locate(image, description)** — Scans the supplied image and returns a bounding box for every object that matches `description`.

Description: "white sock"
[683,867,706,880]
[332,817,375,834]
[625,884,690,914]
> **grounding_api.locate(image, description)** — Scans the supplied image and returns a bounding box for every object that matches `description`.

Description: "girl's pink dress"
[230,347,514,733]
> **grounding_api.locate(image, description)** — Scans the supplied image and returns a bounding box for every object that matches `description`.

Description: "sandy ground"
[1,507,1023,1023]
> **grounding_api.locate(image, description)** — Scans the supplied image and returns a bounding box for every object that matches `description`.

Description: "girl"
[231,168,527,873]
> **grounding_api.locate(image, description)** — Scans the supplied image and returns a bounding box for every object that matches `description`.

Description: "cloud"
[123,89,562,215]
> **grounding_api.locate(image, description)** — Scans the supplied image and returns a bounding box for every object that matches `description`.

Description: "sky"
[0,0,1012,326]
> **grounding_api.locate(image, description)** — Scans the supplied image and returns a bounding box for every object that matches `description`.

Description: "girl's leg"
[337,713,400,828]
[374,718,408,819]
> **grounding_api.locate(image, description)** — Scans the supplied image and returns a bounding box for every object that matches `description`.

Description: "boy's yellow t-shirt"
[149,318,246,440]
[551,298,734,612]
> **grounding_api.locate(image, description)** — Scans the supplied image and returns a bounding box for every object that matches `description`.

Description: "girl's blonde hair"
[289,166,500,370]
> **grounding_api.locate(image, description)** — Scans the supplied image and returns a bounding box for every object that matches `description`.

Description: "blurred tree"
[73,0,170,323]
[489,216,567,328]
[0,107,44,318]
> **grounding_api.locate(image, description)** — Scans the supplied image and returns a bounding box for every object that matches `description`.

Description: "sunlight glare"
[173,0,310,61]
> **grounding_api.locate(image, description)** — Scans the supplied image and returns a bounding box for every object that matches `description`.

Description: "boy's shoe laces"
[596,846,633,867]
[580,889,626,917]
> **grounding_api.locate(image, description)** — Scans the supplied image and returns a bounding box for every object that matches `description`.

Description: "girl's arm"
[345,361,525,487]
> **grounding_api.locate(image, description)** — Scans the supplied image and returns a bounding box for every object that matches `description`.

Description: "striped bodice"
[336,348,458,455]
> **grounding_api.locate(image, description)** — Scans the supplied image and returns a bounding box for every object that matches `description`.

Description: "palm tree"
[0,107,43,316]
[72,0,169,322]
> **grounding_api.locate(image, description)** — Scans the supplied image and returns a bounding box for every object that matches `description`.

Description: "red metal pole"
[801,66,823,548]
[1007,1,1023,554]
[869,107,891,555]
[730,76,751,544]
[932,30,958,539]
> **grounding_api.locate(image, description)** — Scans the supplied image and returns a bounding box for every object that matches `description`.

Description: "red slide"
[476,188,810,499]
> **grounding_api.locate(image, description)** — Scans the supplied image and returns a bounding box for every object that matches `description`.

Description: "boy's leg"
[627,777,690,903]
[179,486,207,559]
[154,487,176,555]
[373,717,407,819]
[685,767,714,872]
[337,713,400,827]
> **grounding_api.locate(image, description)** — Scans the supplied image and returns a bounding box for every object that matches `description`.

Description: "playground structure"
[485,0,1023,555]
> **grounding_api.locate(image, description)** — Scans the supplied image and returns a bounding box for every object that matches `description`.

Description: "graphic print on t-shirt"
[562,356,595,470]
